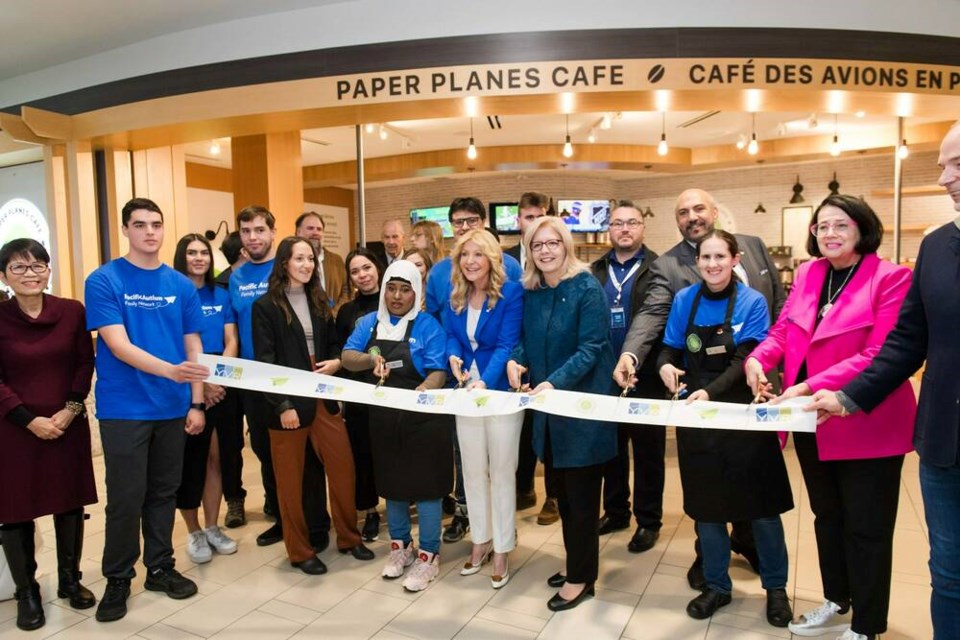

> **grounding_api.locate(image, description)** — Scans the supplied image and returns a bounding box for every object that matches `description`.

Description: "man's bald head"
[674,188,719,243]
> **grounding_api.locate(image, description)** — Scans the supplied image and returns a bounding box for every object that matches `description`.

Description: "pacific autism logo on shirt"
[124,293,176,309]
[237,282,269,298]
[202,304,223,317]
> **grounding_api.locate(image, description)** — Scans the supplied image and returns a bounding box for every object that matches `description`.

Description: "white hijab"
[376,260,422,341]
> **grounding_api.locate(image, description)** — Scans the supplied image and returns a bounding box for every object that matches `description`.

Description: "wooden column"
[43,145,73,297]
[231,132,303,234]
[63,140,101,300]
[131,144,190,265]
[103,149,133,258]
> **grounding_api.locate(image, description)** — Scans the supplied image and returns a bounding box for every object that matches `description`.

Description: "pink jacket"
[749,253,916,460]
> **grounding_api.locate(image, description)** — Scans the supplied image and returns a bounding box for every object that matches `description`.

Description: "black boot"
[1,523,46,630]
[54,510,96,609]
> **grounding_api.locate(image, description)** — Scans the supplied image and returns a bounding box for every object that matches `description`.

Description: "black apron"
[676,284,793,523]
[363,318,454,502]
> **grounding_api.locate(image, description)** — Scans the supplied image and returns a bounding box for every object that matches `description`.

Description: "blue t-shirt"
[85,258,203,420]
[197,285,236,354]
[344,312,446,377]
[425,253,523,319]
[229,260,273,360]
[663,281,769,363]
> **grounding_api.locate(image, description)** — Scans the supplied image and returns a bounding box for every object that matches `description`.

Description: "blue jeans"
[698,516,788,594]
[920,461,960,640]
[386,499,442,555]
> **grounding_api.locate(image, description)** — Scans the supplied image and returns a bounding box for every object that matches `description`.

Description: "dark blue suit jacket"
[844,221,960,467]
[442,281,523,391]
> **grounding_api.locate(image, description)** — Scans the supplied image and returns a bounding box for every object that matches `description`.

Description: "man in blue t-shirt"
[85,198,208,623]
[228,206,332,549]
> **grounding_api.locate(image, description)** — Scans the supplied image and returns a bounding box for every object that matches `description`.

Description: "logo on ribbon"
[628,402,661,416]
[270,377,289,387]
[214,363,243,379]
[315,383,344,395]
[756,407,793,422]
[416,394,445,406]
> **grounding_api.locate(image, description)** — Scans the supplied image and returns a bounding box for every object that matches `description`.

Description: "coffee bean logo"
[648,64,665,83]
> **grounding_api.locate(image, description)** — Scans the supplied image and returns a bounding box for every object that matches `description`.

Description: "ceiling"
[182,109,929,170]
[0,0,347,82]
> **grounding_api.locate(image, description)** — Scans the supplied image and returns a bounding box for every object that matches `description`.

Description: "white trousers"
[456,412,524,552]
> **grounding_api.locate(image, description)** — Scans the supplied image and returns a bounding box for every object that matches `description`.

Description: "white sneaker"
[788,600,850,637]
[203,525,238,555]
[836,630,869,640]
[186,530,212,564]
[382,540,416,579]
[402,550,440,592]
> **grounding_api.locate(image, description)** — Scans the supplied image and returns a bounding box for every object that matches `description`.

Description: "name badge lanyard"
[608,261,642,306]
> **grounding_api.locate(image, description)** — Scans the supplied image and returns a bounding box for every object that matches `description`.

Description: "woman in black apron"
[657,230,794,627]
[341,260,453,593]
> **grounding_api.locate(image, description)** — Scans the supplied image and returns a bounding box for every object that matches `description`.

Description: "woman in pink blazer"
[746,195,916,640]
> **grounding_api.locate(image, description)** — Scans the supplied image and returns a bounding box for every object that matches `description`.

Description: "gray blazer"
[622,234,785,367]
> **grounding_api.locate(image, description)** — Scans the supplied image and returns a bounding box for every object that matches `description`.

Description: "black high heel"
[547,582,595,612]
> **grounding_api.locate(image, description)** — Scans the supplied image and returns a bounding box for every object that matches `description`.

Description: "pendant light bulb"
[587,129,596,143]
[364,123,375,134]
[830,135,841,157]
[563,135,574,158]
[657,134,668,156]
[747,134,759,155]
[378,124,388,141]
[898,139,909,159]
[467,137,477,160]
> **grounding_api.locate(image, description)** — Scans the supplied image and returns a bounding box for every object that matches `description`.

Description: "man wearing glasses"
[612,188,785,588]
[590,200,664,554]
[424,196,524,543]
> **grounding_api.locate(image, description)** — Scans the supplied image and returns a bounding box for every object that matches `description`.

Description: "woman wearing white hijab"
[342,260,452,593]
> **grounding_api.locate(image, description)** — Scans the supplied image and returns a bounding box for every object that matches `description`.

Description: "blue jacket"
[426,253,523,320]
[442,281,523,391]
[512,271,617,468]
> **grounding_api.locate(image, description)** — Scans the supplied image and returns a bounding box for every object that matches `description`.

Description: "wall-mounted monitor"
[556,199,611,232]
[490,202,521,235]
[409,206,454,238]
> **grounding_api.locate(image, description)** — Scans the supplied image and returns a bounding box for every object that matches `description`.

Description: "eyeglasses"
[609,219,644,230]
[7,262,50,275]
[450,216,482,229]
[810,221,856,237]
[530,239,563,253]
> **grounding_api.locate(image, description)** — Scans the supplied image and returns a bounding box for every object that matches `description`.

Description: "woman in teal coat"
[507,216,616,612]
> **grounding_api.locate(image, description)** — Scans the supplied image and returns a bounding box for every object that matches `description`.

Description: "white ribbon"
[200,354,815,433]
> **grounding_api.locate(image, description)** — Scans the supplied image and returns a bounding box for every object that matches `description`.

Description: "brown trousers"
[268,400,361,563]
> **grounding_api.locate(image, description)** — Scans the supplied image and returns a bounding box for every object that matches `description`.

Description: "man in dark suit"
[506,192,563,525]
[613,188,786,588]
[590,200,663,553]
[808,122,960,640]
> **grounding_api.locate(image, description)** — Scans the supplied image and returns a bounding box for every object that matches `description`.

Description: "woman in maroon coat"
[0,239,97,631]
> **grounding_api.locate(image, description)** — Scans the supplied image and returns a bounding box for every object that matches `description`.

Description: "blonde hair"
[521,216,588,290]
[411,220,444,265]
[449,229,506,313]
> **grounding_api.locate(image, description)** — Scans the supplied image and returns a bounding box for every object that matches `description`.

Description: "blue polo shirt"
[229,260,273,360]
[344,312,447,377]
[85,258,203,420]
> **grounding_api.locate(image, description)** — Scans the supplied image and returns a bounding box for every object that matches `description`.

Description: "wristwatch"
[189,402,206,412]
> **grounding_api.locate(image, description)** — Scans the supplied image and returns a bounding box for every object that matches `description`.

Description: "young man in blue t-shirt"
[228,206,332,550]
[85,198,208,623]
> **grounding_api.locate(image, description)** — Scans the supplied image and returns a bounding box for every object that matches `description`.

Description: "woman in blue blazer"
[442,229,524,589]
[507,217,616,612]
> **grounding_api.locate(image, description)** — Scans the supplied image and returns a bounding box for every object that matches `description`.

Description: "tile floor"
[0,430,933,639]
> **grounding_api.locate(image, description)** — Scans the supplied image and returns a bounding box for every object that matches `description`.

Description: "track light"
[208,141,221,156]
[657,112,668,156]
[736,134,747,150]
[364,123,375,134]
[562,115,574,158]
[747,113,759,155]
[466,118,477,160]
[898,139,909,159]
[600,113,612,130]
[378,124,388,141]
[587,128,597,144]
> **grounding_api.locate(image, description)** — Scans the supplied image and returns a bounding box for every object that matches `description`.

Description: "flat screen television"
[409,206,454,238]
[556,199,611,232]
[490,202,521,235]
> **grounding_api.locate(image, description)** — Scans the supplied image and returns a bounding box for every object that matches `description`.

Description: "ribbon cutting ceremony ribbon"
[200,354,816,433]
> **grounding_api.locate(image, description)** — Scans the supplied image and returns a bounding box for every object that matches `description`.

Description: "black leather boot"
[54,510,96,609]
[1,523,46,630]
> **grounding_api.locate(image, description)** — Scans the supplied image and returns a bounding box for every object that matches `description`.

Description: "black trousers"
[546,427,603,584]
[794,433,903,636]
[243,391,331,533]
[516,411,559,498]
[218,387,246,502]
[344,403,379,511]
[177,398,235,509]
[601,423,666,529]
[100,418,185,579]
